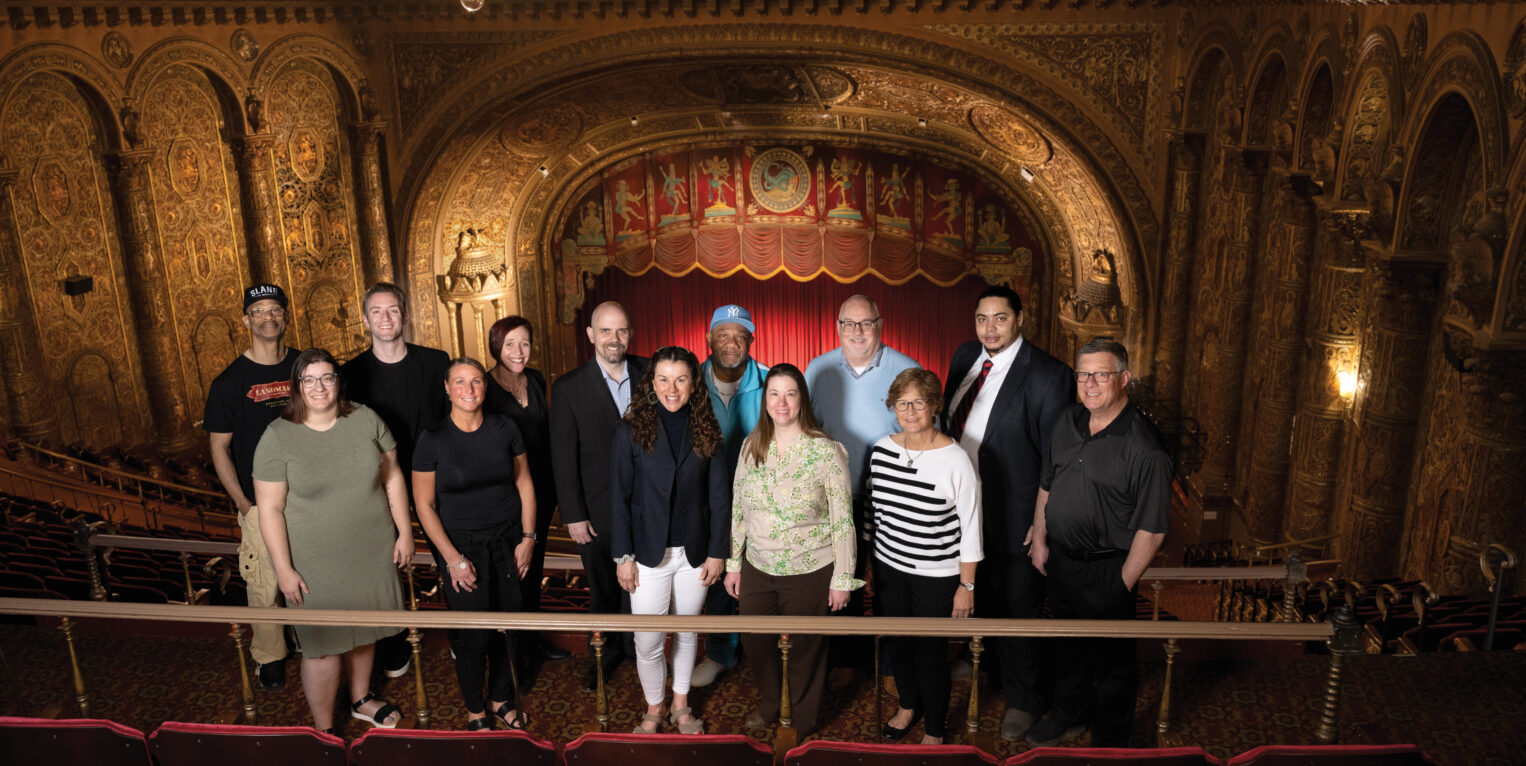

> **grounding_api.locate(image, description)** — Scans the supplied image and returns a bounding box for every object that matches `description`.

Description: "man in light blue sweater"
[692,303,768,687]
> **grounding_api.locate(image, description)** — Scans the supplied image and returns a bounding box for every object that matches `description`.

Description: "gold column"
[591,631,608,732]
[230,623,258,724]
[1236,177,1317,544]
[1151,132,1204,404]
[233,134,285,287]
[1284,212,1367,544]
[1190,150,1268,512]
[1335,254,1443,579]
[352,122,394,287]
[107,151,198,454]
[0,166,61,445]
[59,616,91,718]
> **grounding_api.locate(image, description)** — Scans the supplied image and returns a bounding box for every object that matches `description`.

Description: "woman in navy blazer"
[609,345,731,735]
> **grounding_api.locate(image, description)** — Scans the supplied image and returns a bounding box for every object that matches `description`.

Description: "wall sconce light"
[1019,166,1036,183]
[538,165,549,177]
[917,117,928,128]
[629,116,639,126]
[460,0,484,12]
[1337,369,1358,400]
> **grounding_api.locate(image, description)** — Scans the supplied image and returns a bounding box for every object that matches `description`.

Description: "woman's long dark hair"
[741,364,828,468]
[625,346,722,458]
[282,347,356,423]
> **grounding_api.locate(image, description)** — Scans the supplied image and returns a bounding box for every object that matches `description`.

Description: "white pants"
[630,547,708,705]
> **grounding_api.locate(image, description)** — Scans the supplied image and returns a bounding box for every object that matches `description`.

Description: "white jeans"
[630,547,708,705]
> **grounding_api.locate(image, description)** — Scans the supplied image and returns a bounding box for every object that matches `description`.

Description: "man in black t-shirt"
[204,283,299,691]
[340,282,450,678]
[1026,338,1170,748]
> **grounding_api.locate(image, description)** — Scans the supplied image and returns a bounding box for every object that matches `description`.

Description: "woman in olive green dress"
[254,348,413,734]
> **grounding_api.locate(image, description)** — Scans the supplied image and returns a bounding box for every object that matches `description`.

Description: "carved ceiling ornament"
[101,33,133,70]
[1504,19,1526,119]
[388,31,564,135]
[969,104,1052,166]
[1177,12,1194,50]
[679,64,855,107]
[231,29,260,64]
[498,102,583,155]
[1403,13,1429,91]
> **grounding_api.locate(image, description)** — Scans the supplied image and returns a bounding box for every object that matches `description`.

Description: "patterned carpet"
[1,620,1522,765]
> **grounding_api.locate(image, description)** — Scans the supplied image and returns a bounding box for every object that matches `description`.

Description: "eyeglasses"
[891,399,930,412]
[1074,371,1122,383]
[248,307,286,319]
[837,318,880,334]
[299,373,339,389]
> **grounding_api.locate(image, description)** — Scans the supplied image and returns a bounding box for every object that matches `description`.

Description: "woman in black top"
[483,315,566,661]
[413,358,537,731]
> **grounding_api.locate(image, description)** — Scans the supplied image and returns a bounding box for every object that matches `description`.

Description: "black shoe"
[257,659,286,691]
[882,709,922,742]
[466,717,492,732]
[1024,716,1086,747]
[538,641,570,662]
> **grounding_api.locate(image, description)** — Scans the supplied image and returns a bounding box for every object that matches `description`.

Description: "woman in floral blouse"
[724,363,863,737]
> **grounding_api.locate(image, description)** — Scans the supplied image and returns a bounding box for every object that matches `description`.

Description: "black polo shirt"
[1039,401,1171,553]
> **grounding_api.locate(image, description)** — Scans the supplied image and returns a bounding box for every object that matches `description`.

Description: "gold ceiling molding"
[386,31,565,136]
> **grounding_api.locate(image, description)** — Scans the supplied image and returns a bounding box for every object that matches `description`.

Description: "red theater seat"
[788,740,1000,766]
[563,732,772,766]
[352,728,557,766]
[1008,747,1222,765]
[1225,744,1434,765]
[0,716,151,766]
[150,721,346,766]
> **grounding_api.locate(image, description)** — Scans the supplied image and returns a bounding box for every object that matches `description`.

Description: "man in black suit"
[943,284,1074,742]
[551,301,650,692]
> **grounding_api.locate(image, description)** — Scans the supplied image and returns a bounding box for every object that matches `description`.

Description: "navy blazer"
[608,419,732,568]
[943,339,1074,555]
[550,355,650,533]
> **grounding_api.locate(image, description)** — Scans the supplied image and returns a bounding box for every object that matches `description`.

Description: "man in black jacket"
[551,301,650,691]
[942,284,1074,741]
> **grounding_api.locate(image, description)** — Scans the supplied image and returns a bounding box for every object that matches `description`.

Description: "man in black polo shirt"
[1025,337,1170,748]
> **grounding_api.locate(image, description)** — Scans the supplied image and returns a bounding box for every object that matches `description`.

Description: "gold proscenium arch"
[403,38,1146,366]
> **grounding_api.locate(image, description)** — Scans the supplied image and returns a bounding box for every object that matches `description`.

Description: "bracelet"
[454,558,470,571]
[613,554,635,565]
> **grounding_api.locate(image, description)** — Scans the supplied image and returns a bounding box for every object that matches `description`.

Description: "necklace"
[900,434,936,468]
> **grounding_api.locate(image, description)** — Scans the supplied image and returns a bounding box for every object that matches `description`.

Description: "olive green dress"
[252,404,404,658]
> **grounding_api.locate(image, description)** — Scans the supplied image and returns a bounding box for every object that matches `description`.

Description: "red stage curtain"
[579,269,990,385]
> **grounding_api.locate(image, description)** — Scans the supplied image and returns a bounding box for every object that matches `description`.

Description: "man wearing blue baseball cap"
[691,303,768,688]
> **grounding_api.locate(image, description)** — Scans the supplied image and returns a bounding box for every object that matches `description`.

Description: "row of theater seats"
[46,441,221,496]
[0,717,1437,766]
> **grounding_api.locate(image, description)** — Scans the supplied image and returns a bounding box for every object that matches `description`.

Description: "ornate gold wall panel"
[1151,134,1203,407]
[0,72,149,447]
[265,58,366,357]
[140,66,250,429]
[0,169,59,445]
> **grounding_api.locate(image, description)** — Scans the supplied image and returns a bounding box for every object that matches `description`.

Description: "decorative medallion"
[807,67,856,102]
[302,203,329,254]
[168,138,202,197]
[231,29,259,63]
[351,27,373,57]
[969,104,1052,166]
[289,128,325,182]
[748,147,811,213]
[1505,19,1526,118]
[187,232,214,282]
[1403,13,1429,89]
[101,32,133,69]
[32,158,71,224]
[499,102,582,154]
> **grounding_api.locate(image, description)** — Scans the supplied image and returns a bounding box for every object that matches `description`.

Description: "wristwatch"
[959,581,976,592]
[522,532,539,542]
[455,558,470,571]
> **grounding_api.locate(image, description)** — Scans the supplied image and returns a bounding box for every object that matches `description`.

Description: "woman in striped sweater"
[868,368,983,744]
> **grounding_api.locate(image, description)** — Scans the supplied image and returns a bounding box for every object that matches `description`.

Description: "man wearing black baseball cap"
[204,283,301,691]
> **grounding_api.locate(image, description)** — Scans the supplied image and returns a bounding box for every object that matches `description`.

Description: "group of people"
[205,278,1170,748]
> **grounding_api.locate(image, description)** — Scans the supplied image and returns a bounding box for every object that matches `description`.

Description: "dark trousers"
[875,562,958,738]
[578,535,634,664]
[827,498,875,670]
[739,560,832,736]
[976,551,1048,713]
[437,522,524,714]
[1046,547,1138,748]
[518,491,556,652]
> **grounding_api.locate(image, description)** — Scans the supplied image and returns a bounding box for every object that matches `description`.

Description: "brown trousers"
[739,559,833,736]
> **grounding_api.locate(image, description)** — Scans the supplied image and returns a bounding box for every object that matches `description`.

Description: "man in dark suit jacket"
[943,284,1074,741]
[551,301,650,691]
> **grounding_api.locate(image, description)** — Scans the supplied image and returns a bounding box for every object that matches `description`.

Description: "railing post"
[774,633,797,762]
[1283,550,1306,623]
[178,552,197,604]
[1155,638,1180,743]
[591,631,608,732]
[403,563,430,728]
[1479,544,1517,651]
[229,622,257,724]
[75,525,108,602]
[1316,604,1362,743]
[58,616,91,718]
[965,635,986,748]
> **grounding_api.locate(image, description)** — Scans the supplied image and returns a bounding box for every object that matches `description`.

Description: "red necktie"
[948,359,993,442]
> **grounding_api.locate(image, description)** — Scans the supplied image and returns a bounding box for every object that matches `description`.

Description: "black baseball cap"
[243,284,289,311]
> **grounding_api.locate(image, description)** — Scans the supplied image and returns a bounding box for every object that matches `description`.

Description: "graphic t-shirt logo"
[247,380,292,406]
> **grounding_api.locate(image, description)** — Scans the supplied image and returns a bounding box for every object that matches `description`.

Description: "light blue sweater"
[804,345,922,499]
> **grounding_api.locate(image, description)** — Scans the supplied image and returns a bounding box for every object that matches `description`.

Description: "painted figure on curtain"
[576,198,606,246]
[975,204,1012,254]
[613,180,645,235]
[699,153,737,217]
[748,147,811,214]
[604,160,649,244]
[923,167,967,249]
[827,152,864,221]
[877,161,911,231]
[656,154,692,227]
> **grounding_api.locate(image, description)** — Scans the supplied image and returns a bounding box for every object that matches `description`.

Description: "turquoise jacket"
[701,356,769,474]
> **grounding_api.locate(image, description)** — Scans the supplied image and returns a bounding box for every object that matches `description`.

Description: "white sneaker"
[689,658,728,688]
